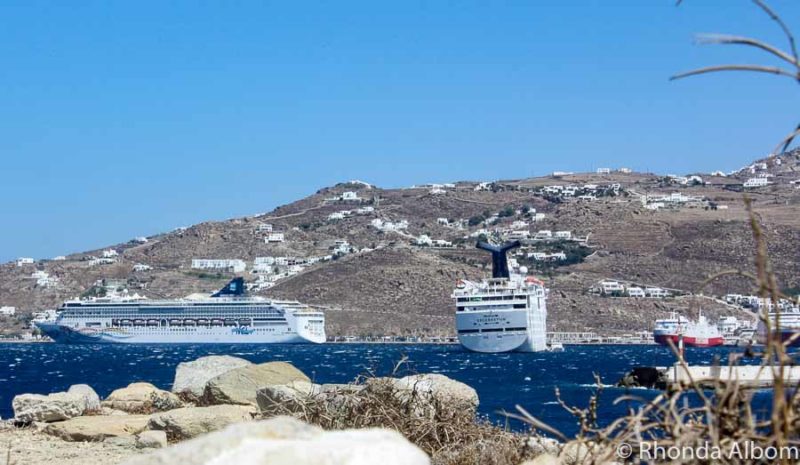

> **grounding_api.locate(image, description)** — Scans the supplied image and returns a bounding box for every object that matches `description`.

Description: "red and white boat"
[653,312,724,348]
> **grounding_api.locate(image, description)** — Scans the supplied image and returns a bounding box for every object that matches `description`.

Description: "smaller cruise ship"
[653,312,724,348]
[452,241,548,353]
[757,309,800,347]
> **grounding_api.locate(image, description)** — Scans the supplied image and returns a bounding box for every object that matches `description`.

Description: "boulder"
[391,374,479,410]
[527,437,562,457]
[122,416,430,465]
[12,385,98,423]
[172,355,252,402]
[147,405,256,441]
[102,382,184,414]
[203,362,310,406]
[520,454,560,465]
[256,381,319,413]
[66,384,101,413]
[136,430,168,449]
[42,414,150,441]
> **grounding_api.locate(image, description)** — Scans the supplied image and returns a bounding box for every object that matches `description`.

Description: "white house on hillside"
[191,259,246,273]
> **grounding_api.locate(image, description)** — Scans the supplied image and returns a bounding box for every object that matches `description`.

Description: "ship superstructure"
[36,278,325,344]
[452,241,548,353]
[653,312,723,348]
[757,309,800,347]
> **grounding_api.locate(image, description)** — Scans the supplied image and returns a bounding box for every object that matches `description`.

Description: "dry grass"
[258,372,535,465]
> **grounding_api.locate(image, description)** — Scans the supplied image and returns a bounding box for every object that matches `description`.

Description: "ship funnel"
[476,240,521,279]
[212,277,246,297]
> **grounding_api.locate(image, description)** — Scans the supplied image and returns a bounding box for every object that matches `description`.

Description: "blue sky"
[1,1,799,262]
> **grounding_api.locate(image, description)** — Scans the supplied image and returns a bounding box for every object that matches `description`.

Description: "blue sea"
[0,343,775,436]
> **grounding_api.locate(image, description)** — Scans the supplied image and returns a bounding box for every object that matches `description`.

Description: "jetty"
[663,363,800,389]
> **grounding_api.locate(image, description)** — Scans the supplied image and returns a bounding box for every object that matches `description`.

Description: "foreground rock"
[392,373,479,410]
[172,355,252,402]
[136,430,168,449]
[13,384,101,423]
[123,416,429,465]
[102,382,184,414]
[42,415,150,441]
[147,404,256,441]
[202,361,310,406]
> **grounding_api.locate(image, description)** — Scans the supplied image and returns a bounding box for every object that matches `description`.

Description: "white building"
[89,257,116,266]
[328,212,346,221]
[256,223,273,232]
[474,182,491,191]
[554,231,572,240]
[532,213,546,222]
[414,235,433,246]
[507,230,531,241]
[552,171,574,177]
[626,287,645,298]
[266,232,285,243]
[371,219,409,232]
[132,237,149,244]
[617,167,632,174]
[430,187,446,195]
[16,258,34,266]
[102,249,119,258]
[133,264,152,272]
[645,287,669,298]
[191,259,246,273]
[437,218,449,226]
[533,230,553,240]
[744,177,769,188]
[32,270,57,287]
[341,191,360,201]
[0,306,15,316]
[600,280,624,295]
[432,239,453,248]
[52,256,66,261]
[511,220,529,229]
[356,207,375,215]
[597,168,611,174]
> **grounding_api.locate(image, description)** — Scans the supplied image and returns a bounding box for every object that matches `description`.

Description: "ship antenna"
[476,240,521,279]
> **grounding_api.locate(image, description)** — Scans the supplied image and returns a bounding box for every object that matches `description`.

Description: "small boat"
[653,312,724,348]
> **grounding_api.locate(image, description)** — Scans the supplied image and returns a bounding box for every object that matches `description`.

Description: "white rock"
[122,416,430,465]
[172,356,252,402]
[136,430,168,449]
[102,382,184,414]
[148,404,256,441]
[67,384,101,413]
[13,392,85,423]
[391,374,479,410]
[42,414,151,441]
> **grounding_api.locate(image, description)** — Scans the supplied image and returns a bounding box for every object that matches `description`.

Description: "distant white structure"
[89,257,116,266]
[744,177,769,188]
[332,240,352,255]
[617,167,632,174]
[348,180,373,189]
[474,182,491,191]
[341,191,360,201]
[437,218,449,226]
[0,306,16,316]
[31,270,57,287]
[355,206,375,215]
[430,187,446,195]
[507,230,531,241]
[600,280,624,295]
[710,170,727,177]
[533,230,553,240]
[645,287,669,298]
[626,287,645,298]
[133,264,152,272]
[52,256,66,261]
[554,231,572,240]
[328,212,346,221]
[552,171,574,177]
[265,232,285,243]
[414,235,433,246]
[530,252,566,262]
[371,219,409,232]
[191,259,246,273]
[596,168,611,174]
[132,237,149,244]
[532,213,546,222]
[16,258,34,266]
[256,223,273,232]
[102,249,119,258]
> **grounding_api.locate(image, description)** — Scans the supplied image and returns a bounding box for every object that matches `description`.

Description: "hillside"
[3,150,800,337]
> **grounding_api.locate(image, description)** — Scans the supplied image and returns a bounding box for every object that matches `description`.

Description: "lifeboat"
[224,319,238,326]
[147,319,159,326]
[238,318,251,326]
[120,319,132,326]
[456,279,467,289]
[169,319,182,326]
[197,319,209,326]
[525,276,544,286]
[211,319,224,326]
[183,319,196,326]
[133,319,146,326]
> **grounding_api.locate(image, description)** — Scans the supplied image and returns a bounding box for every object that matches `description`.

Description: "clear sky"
[1,1,799,262]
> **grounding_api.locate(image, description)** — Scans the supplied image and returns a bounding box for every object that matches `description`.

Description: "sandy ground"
[0,426,143,465]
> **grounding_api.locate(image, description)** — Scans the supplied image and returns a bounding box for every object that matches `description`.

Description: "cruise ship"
[452,241,548,353]
[35,278,326,344]
[757,309,800,347]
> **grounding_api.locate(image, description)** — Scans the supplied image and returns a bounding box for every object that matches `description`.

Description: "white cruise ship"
[36,278,325,344]
[757,309,800,347]
[452,241,548,353]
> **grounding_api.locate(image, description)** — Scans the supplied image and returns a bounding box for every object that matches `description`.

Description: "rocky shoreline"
[2,355,574,465]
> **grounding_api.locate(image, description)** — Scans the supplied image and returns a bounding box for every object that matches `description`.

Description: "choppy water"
[0,343,774,436]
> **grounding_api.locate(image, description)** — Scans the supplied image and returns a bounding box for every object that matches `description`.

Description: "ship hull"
[756,328,800,347]
[653,333,724,348]
[455,308,546,353]
[36,322,324,345]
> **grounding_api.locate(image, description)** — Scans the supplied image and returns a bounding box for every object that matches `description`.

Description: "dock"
[662,363,800,389]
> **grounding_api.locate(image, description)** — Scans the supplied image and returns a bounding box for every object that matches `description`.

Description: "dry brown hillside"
[3,151,800,337]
